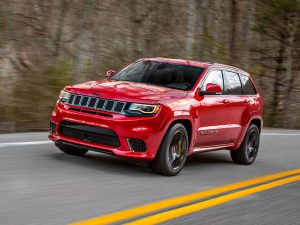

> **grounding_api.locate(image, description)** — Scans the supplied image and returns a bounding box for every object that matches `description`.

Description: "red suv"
[49,58,263,176]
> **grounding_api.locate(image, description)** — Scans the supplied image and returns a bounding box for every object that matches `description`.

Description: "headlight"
[58,90,70,104]
[126,103,160,116]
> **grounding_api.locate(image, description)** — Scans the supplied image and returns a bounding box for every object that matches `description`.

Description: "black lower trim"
[50,122,56,134]
[58,121,120,148]
[60,120,117,136]
[56,140,115,156]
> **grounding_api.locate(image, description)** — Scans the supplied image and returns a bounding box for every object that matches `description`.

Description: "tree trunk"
[185,0,197,59]
[53,0,68,56]
[229,0,238,65]
[128,0,140,60]
[241,0,255,68]
[271,34,285,127]
[282,14,299,127]
[73,0,95,83]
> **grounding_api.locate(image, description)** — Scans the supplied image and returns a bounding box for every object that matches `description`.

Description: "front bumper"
[49,102,169,160]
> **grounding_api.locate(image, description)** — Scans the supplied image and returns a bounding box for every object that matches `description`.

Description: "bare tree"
[185,0,196,58]
[229,0,238,65]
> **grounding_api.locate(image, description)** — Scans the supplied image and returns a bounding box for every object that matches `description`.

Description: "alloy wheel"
[247,130,259,161]
[167,130,188,170]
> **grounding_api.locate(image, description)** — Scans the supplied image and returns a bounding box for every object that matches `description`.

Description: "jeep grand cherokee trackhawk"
[49,58,263,176]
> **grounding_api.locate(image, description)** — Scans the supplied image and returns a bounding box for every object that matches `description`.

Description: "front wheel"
[150,123,189,176]
[230,124,260,165]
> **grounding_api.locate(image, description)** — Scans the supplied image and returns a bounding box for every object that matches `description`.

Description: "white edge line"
[261,133,300,136]
[0,141,52,148]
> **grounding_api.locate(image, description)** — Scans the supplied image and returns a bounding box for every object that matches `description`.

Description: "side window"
[224,71,242,95]
[201,70,224,92]
[240,74,257,95]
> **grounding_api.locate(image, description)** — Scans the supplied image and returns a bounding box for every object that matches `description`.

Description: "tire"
[56,144,88,156]
[150,123,189,176]
[230,124,260,165]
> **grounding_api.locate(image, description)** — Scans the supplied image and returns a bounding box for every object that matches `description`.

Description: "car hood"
[65,80,187,103]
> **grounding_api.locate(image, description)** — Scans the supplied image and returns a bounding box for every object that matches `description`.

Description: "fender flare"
[161,114,195,154]
[234,115,263,150]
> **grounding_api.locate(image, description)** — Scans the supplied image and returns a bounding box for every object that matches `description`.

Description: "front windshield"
[110,60,204,91]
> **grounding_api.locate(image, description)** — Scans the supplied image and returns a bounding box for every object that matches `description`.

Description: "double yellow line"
[71,169,300,225]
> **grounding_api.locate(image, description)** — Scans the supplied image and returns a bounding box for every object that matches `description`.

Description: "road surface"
[0,130,300,225]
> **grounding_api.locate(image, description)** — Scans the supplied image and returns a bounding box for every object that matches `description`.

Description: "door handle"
[222,99,229,104]
[244,99,251,103]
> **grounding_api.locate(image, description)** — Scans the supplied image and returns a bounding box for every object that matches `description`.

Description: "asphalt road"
[0,129,300,225]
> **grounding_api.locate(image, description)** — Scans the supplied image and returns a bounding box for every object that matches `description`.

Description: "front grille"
[69,107,113,117]
[59,121,120,148]
[127,138,146,152]
[67,93,126,114]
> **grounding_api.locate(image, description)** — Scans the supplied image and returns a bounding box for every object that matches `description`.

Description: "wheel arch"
[234,116,263,150]
[168,119,193,146]
[250,118,262,133]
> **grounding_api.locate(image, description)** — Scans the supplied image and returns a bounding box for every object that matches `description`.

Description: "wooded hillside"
[0,0,299,131]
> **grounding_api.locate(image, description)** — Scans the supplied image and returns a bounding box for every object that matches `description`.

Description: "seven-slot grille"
[67,94,126,114]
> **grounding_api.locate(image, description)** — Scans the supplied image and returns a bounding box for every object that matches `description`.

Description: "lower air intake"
[127,138,146,152]
[59,121,120,148]
[50,122,56,134]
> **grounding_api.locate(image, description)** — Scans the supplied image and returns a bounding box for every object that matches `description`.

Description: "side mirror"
[199,83,222,96]
[106,70,116,78]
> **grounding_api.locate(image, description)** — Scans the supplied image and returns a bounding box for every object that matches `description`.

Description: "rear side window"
[240,74,257,95]
[224,71,242,95]
[201,70,224,92]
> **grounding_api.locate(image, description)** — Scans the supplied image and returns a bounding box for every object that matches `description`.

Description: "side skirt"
[192,143,234,154]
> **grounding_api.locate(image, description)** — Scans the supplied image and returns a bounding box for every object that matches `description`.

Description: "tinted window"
[201,70,224,92]
[224,71,242,95]
[240,74,256,95]
[112,61,146,83]
[110,60,204,90]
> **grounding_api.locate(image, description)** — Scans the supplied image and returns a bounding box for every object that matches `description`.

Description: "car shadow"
[186,151,233,166]
[47,146,233,176]
[183,151,235,173]
[47,150,155,176]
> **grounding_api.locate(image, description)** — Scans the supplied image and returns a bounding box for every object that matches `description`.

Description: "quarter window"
[201,70,224,92]
[240,74,257,95]
[224,71,242,95]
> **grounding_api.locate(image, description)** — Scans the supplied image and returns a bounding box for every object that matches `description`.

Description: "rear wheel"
[56,144,88,156]
[230,124,260,165]
[150,123,189,176]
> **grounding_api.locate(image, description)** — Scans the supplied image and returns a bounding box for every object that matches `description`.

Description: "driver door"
[194,70,232,147]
